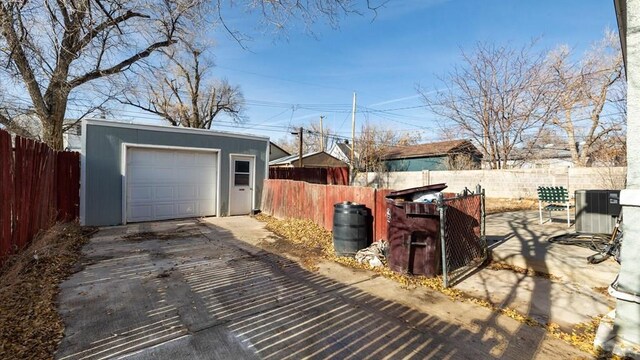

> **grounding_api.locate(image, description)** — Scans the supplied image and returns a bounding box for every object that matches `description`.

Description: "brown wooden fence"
[0,129,80,263]
[261,179,392,241]
[269,167,349,185]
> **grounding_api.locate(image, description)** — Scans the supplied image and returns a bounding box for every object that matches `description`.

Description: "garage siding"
[83,122,268,226]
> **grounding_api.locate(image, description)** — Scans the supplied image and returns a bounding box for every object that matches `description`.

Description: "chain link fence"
[438,186,486,288]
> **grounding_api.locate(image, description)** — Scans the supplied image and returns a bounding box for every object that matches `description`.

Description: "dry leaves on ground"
[256,213,604,355]
[0,223,91,360]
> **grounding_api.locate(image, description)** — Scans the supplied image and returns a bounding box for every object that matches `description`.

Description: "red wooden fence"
[261,179,392,241]
[269,167,349,185]
[0,129,80,263]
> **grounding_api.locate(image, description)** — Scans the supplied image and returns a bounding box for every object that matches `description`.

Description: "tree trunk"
[42,115,65,150]
[42,92,69,151]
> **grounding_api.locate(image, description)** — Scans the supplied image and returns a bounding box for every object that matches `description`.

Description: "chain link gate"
[438,185,486,288]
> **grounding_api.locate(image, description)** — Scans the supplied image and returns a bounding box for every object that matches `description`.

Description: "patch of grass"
[485,197,538,215]
[256,213,603,355]
[0,222,91,360]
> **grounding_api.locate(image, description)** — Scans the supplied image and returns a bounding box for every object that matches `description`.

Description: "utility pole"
[290,127,304,167]
[350,92,356,184]
[319,115,325,152]
[298,127,303,167]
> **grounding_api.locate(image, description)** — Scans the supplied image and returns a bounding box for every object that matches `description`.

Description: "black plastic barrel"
[333,202,369,256]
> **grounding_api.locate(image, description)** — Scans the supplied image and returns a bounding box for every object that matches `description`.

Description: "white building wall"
[354,167,627,198]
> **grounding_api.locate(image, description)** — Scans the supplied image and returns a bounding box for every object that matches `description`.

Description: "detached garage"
[80,119,269,226]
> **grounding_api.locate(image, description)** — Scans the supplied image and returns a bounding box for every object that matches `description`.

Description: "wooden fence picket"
[0,130,13,259]
[0,129,80,265]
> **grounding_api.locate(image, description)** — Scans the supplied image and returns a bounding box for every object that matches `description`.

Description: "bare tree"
[276,120,337,157]
[274,135,298,155]
[301,120,337,154]
[214,0,385,47]
[0,0,207,149]
[445,153,481,170]
[122,42,244,129]
[0,0,378,149]
[420,42,556,169]
[356,122,420,173]
[547,31,625,166]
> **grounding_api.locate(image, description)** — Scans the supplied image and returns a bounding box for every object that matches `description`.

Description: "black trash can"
[333,202,369,256]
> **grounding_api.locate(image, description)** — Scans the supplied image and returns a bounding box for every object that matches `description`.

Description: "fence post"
[438,192,448,288]
[479,185,486,258]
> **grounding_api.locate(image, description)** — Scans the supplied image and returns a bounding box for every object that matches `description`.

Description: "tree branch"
[68,39,175,88]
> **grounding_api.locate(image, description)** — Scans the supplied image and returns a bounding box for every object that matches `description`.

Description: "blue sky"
[121,0,619,145]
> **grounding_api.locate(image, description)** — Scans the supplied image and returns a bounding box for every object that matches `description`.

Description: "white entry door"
[229,155,254,215]
[126,147,217,222]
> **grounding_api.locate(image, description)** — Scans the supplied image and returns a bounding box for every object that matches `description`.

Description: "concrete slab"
[485,210,620,288]
[455,210,619,330]
[56,216,588,359]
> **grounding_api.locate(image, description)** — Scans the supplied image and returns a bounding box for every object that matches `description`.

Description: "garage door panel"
[199,202,214,214]
[154,203,176,218]
[155,186,174,200]
[129,186,153,201]
[198,184,215,199]
[153,150,174,164]
[128,150,150,165]
[129,205,153,221]
[176,152,196,165]
[126,147,217,223]
[177,202,197,216]
[177,186,197,200]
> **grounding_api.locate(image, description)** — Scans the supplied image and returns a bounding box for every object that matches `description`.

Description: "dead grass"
[485,197,538,214]
[487,261,561,281]
[256,213,603,356]
[0,223,91,360]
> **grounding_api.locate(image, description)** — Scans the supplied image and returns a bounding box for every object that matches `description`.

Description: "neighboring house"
[63,122,82,151]
[81,119,269,226]
[327,141,357,166]
[269,142,291,162]
[269,151,348,168]
[3,113,82,150]
[383,139,482,171]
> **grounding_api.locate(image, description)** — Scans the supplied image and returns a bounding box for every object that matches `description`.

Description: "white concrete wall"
[354,167,627,198]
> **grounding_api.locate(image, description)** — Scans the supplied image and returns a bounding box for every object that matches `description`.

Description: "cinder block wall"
[354,167,626,198]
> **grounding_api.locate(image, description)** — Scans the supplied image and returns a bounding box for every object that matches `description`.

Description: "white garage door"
[126,147,217,223]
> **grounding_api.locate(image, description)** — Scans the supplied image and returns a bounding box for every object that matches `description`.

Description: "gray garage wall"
[81,120,268,226]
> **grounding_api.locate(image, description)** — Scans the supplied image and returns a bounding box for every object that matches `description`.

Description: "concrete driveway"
[56,216,586,360]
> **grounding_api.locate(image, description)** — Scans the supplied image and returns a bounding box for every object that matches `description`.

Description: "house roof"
[384,139,482,160]
[84,118,270,142]
[270,142,291,156]
[336,142,352,157]
[269,150,346,166]
[269,151,322,166]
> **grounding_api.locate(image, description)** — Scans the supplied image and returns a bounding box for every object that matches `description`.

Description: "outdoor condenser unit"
[575,190,621,234]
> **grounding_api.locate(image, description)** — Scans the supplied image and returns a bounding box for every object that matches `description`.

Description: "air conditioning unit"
[575,190,621,234]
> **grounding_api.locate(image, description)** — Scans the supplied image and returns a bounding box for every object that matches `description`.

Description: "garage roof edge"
[84,118,270,142]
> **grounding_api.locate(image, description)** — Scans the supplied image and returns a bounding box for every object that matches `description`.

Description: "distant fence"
[261,179,391,241]
[269,167,349,185]
[0,129,80,264]
[355,167,627,198]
